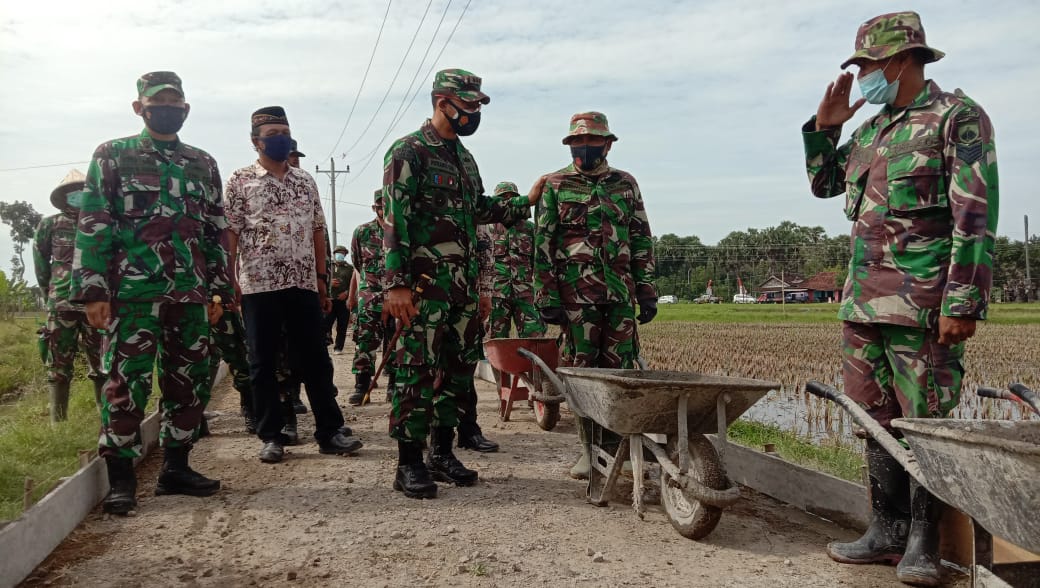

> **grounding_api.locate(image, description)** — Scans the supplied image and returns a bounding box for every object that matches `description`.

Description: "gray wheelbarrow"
[805,381,1040,555]
[520,348,777,540]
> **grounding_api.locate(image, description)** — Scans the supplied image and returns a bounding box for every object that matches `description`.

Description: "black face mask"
[570,144,606,171]
[142,105,186,135]
[445,102,481,136]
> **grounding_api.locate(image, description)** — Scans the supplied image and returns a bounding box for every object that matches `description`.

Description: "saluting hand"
[384,286,419,328]
[816,72,866,130]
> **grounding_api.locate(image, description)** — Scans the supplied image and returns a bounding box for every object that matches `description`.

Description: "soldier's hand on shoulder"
[527,175,549,205]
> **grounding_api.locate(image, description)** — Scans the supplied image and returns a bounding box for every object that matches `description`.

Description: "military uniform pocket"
[886,165,946,216]
[120,176,161,218]
[843,161,869,221]
[558,200,588,226]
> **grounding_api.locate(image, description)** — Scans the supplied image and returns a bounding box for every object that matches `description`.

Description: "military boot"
[827,439,910,565]
[394,441,437,499]
[427,427,478,486]
[896,481,943,586]
[239,390,257,434]
[49,381,71,423]
[91,378,105,411]
[349,372,371,406]
[281,398,299,445]
[102,456,137,514]
[155,445,221,497]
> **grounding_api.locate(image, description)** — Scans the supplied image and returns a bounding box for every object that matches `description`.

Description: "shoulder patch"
[953,107,984,165]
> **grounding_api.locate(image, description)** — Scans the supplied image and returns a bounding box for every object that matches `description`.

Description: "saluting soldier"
[803,12,998,586]
[72,71,231,514]
[33,169,105,421]
[534,111,658,480]
[382,69,543,498]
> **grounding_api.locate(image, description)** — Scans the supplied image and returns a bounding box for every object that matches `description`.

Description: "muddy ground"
[21,344,913,587]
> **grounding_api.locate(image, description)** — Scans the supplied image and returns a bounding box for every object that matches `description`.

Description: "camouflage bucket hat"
[50,168,86,210]
[493,181,519,197]
[137,71,184,98]
[562,111,618,145]
[840,11,944,69]
[334,245,348,254]
[373,189,384,205]
[431,68,490,105]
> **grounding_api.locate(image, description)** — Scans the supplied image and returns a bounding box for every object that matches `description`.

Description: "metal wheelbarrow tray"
[892,418,1040,554]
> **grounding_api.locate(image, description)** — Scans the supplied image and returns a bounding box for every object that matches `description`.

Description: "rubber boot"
[394,441,438,499]
[281,398,299,445]
[49,381,71,423]
[427,427,478,486]
[239,390,257,434]
[102,456,137,514]
[91,378,105,411]
[827,439,910,565]
[896,481,943,586]
[570,417,591,480]
[155,445,221,497]
[349,372,371,406]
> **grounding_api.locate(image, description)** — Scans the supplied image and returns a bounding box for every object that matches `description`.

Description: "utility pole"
[315,158,349,248]
[1026,215,1032,302]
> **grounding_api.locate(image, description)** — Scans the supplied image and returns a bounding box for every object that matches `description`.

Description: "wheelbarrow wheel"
[533,401,559,431]
[660,433,725,540]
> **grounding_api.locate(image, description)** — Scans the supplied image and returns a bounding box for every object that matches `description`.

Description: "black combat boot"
[155,445,221,497]
[896,481,943,586]
[394,441,438,499]
[197,415,211,438]
[239,390,257,434]
[427,427,478,486]
[458,423,499,453]
[349,372,371,406]
[281,398,299,445]
[102,456,137,514]
[827,439,910,565]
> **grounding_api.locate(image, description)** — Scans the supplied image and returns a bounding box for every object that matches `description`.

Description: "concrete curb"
[0,362,229,587]
[474,360,869,530]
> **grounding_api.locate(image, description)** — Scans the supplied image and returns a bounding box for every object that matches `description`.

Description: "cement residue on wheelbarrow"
[22,344,924,587]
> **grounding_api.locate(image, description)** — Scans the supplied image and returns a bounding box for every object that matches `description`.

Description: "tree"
[0,200,43,283]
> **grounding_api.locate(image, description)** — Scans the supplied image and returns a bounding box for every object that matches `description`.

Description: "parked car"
[693,294,721,304]
[732,293,756,304]
[784,291,810,303]
[659,295,677,304]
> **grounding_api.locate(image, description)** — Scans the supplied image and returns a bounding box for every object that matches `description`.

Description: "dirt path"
[23,344,908,587]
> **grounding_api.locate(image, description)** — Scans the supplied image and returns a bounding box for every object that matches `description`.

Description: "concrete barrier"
[0,363,228,587]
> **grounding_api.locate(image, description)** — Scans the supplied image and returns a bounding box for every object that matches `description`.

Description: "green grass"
[657,302,1040,325]
[0,316,48,397]
[728,419,864,483]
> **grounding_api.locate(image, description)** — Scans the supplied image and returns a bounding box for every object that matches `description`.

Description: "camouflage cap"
[493,181,519,197]
[50,168,86,210]
[431,68,490,105]
[840,11,944,69]
[373,189,384,205]
[334,244,348,254]
[562,111,618,145]
[137,71,184,98]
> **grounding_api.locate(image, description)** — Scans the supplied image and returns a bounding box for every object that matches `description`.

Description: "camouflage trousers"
[562,303,638,369]
[98,302,209,459]
[209,309,252,407]
[487,294,547,339]
[352,296,389,375]
[43,310,104,386]
[389,298,481,442]
[842,321,965,431]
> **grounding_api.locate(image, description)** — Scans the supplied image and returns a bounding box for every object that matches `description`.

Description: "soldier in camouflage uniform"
[71,72,231,514]
[534,112,657,480]
[207,302,255,433]
[803,13,998,586]
[382,69,543,498]
[324,244,353,353]
[348,189,394,405]
[33,169,105,422]
[483,181,547,340]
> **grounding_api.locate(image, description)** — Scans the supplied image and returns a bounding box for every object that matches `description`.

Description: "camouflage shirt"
[382,120,530,304]
[803,80,998,329]
[534,163,657,308]
[71,129,231,304]
[486,218,537,298]
[476,224,494,298]
[33,213,82,311]
[330,260,354,297]
[350,218,385,303]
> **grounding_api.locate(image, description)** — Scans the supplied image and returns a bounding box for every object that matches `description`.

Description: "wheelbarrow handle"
[805,381,925,483]
[977,386,1014,401]
[1008,383,1040,416]
[517,347,567,400]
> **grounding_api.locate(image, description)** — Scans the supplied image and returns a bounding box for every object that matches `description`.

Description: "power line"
[323,0,393,162]
[341,0,436,157]
[0,161,89,172]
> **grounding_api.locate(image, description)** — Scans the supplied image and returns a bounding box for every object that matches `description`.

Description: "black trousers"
[323,299,350,350]
[241,288,345,443]
[456,378,481,436]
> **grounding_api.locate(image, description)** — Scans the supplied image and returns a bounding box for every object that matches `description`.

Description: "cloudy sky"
[2,0,1037,282]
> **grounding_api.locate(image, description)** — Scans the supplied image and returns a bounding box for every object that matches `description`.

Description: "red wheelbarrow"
[483,337,562,430]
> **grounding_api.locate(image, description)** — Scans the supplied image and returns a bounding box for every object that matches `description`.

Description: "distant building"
[757,271,841,303]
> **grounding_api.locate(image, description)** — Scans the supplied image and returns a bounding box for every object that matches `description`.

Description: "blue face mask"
[858,59,904,105]
[260,134,293,162]
[334,253,346,262]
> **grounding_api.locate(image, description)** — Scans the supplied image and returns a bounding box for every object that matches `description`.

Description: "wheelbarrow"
[806,381,1040,586]
[520,348,778,540]
[484,337,562,430]
[978,383,1040,418]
